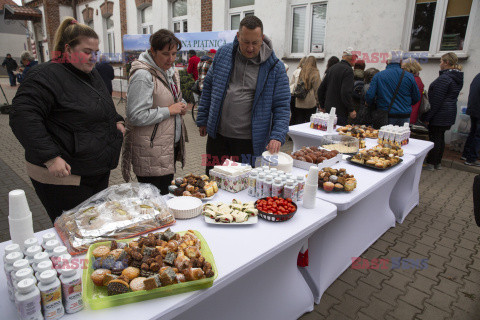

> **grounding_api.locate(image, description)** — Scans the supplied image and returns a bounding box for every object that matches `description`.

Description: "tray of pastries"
[347,145,403,170]
[317,167,357,192]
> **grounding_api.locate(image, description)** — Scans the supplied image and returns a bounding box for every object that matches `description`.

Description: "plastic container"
[272,178,284,198]
[263,175,273,198]
[321,134,359,154]
[14,267,37,287]
[256,172,265,198]
[5,251,23,302]
[23,237,40,255]
[38,270,64,320]
[15,278,43,320]
[284,179,296,201]
[33,252,50,273]
[9,190,35,250]
[36,260,54,282]
[255,198,298,222]
[60,268,84,314]
[3,243,22,262]
[248,171,257,197]
[25,245,43,265]
[43,240,60,257]
[41,233,57,250]
[12,259,31,283]
[303,166,319,209]
[82,230,217,310]
[296,175,306,202]
[166,196,203,219]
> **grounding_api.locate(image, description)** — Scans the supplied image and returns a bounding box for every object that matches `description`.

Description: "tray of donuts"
[291,146,342,171]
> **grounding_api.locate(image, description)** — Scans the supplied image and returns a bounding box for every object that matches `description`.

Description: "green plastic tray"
[82,230,218,310]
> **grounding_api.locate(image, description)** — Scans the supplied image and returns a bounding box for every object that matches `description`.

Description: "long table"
[0,190,337,320]
[288,122,434,223]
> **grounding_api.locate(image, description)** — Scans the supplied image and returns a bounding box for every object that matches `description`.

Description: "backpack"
[353,80,364,102]
[294,79,309,100]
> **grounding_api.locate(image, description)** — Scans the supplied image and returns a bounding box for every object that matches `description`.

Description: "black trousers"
[473,175,480,227]
[31,172,110,223]
[292,107,316,125]
[289,95,296,125]
[137,175,174,195]
[426,125,450,166]
[205,133,254,174]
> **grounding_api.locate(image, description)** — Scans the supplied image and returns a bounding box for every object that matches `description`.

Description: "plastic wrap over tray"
[54,183,175,255]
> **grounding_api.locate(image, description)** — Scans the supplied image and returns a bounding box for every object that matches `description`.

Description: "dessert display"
[54,183,175,255]
[87,229,215,300]
[349,145,403,169]
[337,125,379,139]
[320,135,359,154]
[318,167,357,192]
[255,197,297,222]
[291,147,339,164]
[169,173,219,199]
[202,199,258,223]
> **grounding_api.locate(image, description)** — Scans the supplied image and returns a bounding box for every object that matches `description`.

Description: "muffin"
[91,269,111,286]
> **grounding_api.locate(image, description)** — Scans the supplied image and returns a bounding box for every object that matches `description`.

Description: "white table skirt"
[0,190,337,320]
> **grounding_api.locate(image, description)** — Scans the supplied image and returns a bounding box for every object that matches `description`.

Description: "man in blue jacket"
[365,51,420,126]
[196,15,290,172]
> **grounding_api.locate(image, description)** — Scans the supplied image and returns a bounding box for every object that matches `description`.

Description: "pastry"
[121,267,140,281]
[159,267,177,286]
[183,267,205,281]
[323,182,334,192]
[91,269,111,286]
[111,261,127,275]
[92,245,111,258]
[102,273,118,286]
[109,249,124,260]
[129,277,147,291]
[144,274,162,290]
[107,279,129,296]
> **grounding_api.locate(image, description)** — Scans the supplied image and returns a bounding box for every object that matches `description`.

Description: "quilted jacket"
[196,36,290,157]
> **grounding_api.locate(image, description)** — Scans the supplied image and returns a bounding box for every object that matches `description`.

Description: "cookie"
[91,269,111,286]
[129,277,147,291]
[92,246,111,258]
[121,267,140,281]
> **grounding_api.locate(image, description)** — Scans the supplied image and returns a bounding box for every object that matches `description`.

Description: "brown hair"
[354,60,366,71]
[401,58,422,75]
[364,67,380,84]
[441,52,462,71]
[239,15,263,33]
[299,56,320,90]
[297,56,307,69]
[53,17,98,55]
[150,29,182,52]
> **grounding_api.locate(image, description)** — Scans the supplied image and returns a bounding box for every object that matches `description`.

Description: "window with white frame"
[290,2,327,55]
[229,0,254,30]
[407,0,476,53]
[105,17,115,54]
[172,0,187,33]
[140,6,153,34]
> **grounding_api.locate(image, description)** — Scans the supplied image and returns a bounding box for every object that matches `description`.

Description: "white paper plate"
[167,192,217,201]
[166,196,203,219]
[204,215,258,225]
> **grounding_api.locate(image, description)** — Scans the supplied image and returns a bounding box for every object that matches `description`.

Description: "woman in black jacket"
[423,52,463,171]
[10,17,125,222]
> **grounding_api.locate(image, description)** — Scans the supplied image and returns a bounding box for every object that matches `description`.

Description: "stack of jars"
[247,166,305,202]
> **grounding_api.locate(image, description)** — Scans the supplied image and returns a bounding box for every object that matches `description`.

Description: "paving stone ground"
[1,77,479,319]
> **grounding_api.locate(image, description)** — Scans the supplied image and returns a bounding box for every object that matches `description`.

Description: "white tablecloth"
[0,190,337,320]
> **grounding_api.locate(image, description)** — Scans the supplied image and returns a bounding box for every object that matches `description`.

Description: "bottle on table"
[38,269,65,320]
[284,179,296,201]
[23,237,40,255]
[3,243,22,263]
[59,268,84,314]
[41,233,56,251]
[263,175,273,198]
[5,251,24,302]
[12,259,31,286]
[15,278,43,320]
[296,175,306,202]
[14,267,37,289]
[25,245,43,265]
[248,170,258,197]
[33,252,50,274]
[256,172,265,198]
[43,240,60,257]
[35,260,54,282]
[272,178,284,198]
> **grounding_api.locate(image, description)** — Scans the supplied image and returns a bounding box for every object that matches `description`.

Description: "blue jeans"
[463,116,480,162]
[8,71,16,86]
[388,117,410,126]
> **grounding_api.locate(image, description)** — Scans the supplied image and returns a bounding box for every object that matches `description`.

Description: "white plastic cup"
[8,190,34,249]
[306,166,319,185]
[9,190,31,219]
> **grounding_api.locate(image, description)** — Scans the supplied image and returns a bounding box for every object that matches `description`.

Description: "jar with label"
[256,172,265,198]
[284,179,296,200]
[263,175,273,198]
[270,168,277,175]
[41,233,56,250]
[50,246,67,269]
[248,171,258,197]
[59,268,84,314]
[38,270,64,320]
[296,175,306,202]
[272,178,284,198]
[12,259,31,284]
[279,174,287,184]
[14,268,37,289]
[3,243,22,263]
[261,166,269,172]
[5,251,24,302]
[33,252,50,274]
[15,278,43,320]
[25,245,43,265]
[36,261,53,282]
[56,254,72,274]
[43,240,60,257]
[23,237,40,255]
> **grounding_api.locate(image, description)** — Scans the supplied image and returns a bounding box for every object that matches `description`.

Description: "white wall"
[58,5,73,19]
[0,33,27,59]
[186,0,201,32]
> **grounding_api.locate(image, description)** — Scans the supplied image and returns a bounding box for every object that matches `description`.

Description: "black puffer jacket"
[10,62,124,176]
[466,73,480,119]
[423,69,464,126]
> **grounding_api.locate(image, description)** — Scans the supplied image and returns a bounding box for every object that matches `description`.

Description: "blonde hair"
[53,17,98,56]
[441,52,462,71]
[401,58,422,75]
[299,56,319,90]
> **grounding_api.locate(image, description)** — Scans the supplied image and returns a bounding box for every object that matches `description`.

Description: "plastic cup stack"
[8,190,35,250]
[303,166,319,209]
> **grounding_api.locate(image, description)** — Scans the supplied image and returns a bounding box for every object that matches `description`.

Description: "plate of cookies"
[168,174,219,200]
[83,228,217,310]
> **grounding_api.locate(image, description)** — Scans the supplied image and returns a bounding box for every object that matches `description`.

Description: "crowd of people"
[6,14,479,222]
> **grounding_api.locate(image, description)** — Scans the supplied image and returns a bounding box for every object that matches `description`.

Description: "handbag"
[371,70,405,129]
[294,79,309,100]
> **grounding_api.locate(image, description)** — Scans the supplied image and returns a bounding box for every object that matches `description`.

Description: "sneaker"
[423,164,435,171]
[464,161,480,167]
[461,156,467,161]
[434,164,442,170]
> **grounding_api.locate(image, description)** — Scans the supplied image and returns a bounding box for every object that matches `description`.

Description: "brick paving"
[1,77,480,319]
